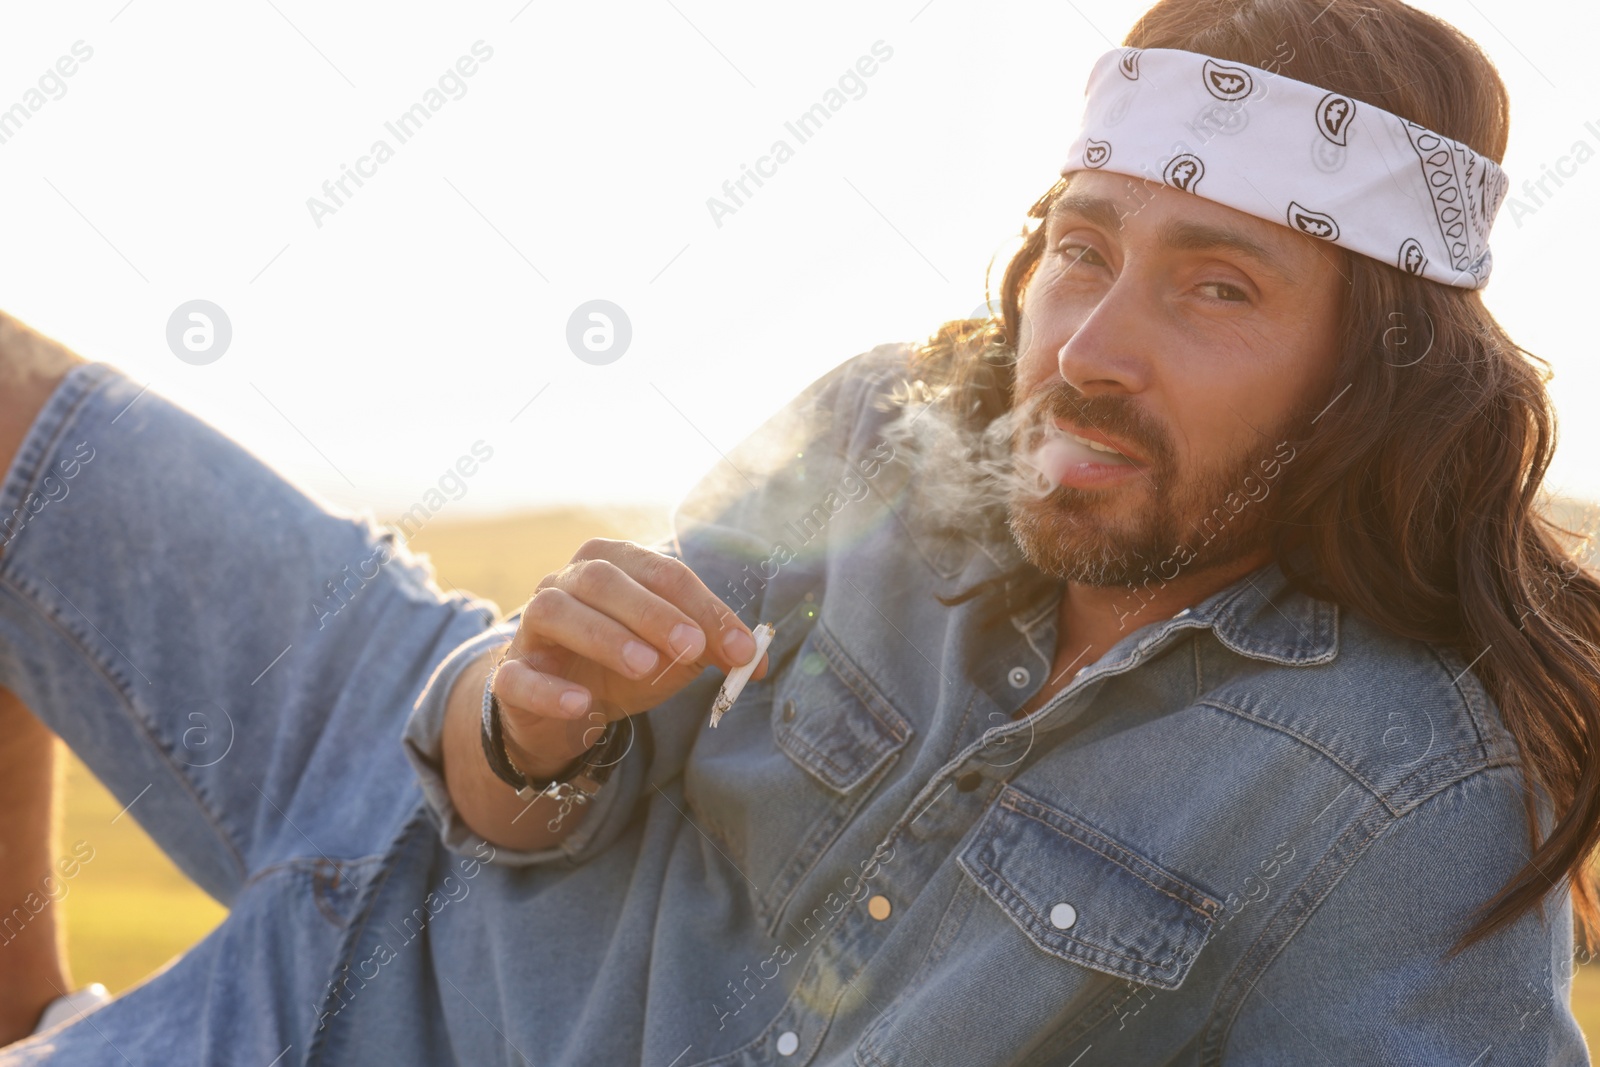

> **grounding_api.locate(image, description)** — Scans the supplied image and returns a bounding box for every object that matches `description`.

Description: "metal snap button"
[956,771,983,792]
[781,699,796,721]
[1051,902,1077,929]
[868,895,892,920]
[1007,666,1030,688]
[776,1030,799,1056]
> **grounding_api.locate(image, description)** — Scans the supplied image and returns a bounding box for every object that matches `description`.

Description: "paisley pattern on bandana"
[1060,47,1509,289]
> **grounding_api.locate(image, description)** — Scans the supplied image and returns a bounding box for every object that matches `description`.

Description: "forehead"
[1047,169,1329,284]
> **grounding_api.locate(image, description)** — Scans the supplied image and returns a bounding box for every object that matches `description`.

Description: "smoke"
[870,366,1289,593]
[870,368,1176,529]
[876,382,1036,518]
[871,375,1058,544]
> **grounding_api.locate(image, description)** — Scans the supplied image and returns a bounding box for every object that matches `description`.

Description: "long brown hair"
[914,0,1600,958]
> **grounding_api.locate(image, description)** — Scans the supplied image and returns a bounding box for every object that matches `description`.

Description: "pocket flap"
[773,618,912,793]
[958,786,1221,990]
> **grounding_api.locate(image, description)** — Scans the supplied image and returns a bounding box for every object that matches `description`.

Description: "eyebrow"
[1047,193,1300,284]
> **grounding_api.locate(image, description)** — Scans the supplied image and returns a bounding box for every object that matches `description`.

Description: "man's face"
[1007,169,1346,587]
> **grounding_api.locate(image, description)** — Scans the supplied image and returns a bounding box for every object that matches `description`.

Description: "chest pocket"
[858,785,1222,1066]
[771,619,910,793]
[960,785,1221,989]
[683,609,912,937]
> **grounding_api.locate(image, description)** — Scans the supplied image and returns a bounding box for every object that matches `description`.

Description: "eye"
[1197,281,1250,303]
[1054,241,1107,268]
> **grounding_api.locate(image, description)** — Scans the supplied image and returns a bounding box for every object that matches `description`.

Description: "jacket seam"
[1202,697,1398,813]
[1207,694,1503,817]
[0,366,105,566]
[1198,789,1398,1064]
[304,801,430,1066]
[938,689,982,766]
[760,757,898,938]
[237,852,385,893]
[1387,742,1519,814]
[0,573,250,886]
[1426,640,1508,763]
[1198,765,1503,1064]
[855,867,985,1064]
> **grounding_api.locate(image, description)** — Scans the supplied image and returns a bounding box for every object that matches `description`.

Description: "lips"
[1050,417,1150,466]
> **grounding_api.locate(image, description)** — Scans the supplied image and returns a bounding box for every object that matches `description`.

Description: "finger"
[520,585,689,683]
[574,539,759,670]
[686,648,771,684]
[493,659,611,762]
[493,655,592,720]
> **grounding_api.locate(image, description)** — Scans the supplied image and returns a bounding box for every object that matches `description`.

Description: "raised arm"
[0,313,88,1044]
[0,689,71,1045]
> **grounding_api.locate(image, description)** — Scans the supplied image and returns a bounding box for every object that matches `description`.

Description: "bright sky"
[0,0,1594,520]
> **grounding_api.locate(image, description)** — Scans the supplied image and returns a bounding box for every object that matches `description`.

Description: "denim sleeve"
[0,360,506,902]
[398,343,913,867]
[1216,764,1590,1065]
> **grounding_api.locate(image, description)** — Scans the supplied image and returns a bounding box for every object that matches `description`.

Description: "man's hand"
[441,539,767,852]
[497,538,767,775]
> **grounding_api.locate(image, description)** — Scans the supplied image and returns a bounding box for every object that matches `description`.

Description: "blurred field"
[52,504,1600,1049]
[390,503,673,613]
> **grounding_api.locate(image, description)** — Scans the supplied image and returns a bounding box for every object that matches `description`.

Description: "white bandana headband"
[1060,47,1510,289]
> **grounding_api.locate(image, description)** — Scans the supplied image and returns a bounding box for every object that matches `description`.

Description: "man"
[2,0,1597,1062]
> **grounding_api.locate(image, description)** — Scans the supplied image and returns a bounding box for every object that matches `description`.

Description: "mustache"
[869,373,1171,541]
[1021,383,1170,470]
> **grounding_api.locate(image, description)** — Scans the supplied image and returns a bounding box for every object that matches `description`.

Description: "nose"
[1052,264,1152,397]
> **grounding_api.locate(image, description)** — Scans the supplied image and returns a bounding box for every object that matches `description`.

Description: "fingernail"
[560,690,588,714]
[623,640,659,674]
[669,623,704,657]
[722,628,755,663]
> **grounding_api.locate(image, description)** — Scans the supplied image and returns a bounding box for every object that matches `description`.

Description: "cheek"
[1013,349,1056,404]
[1160,333,1303,458]
[1014,285,1040,350]
[1011,300,1047,382]
[1171,350,1318,467]
[1013,279,1075,380]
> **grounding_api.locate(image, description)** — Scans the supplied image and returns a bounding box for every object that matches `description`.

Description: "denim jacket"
[388,342,1590,1066]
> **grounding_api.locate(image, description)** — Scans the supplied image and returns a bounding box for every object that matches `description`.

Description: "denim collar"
[950,525,1341,670]
[1189,554,1340,667]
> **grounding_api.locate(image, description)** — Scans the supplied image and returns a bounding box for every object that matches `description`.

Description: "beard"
[1005,381,1299,588]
